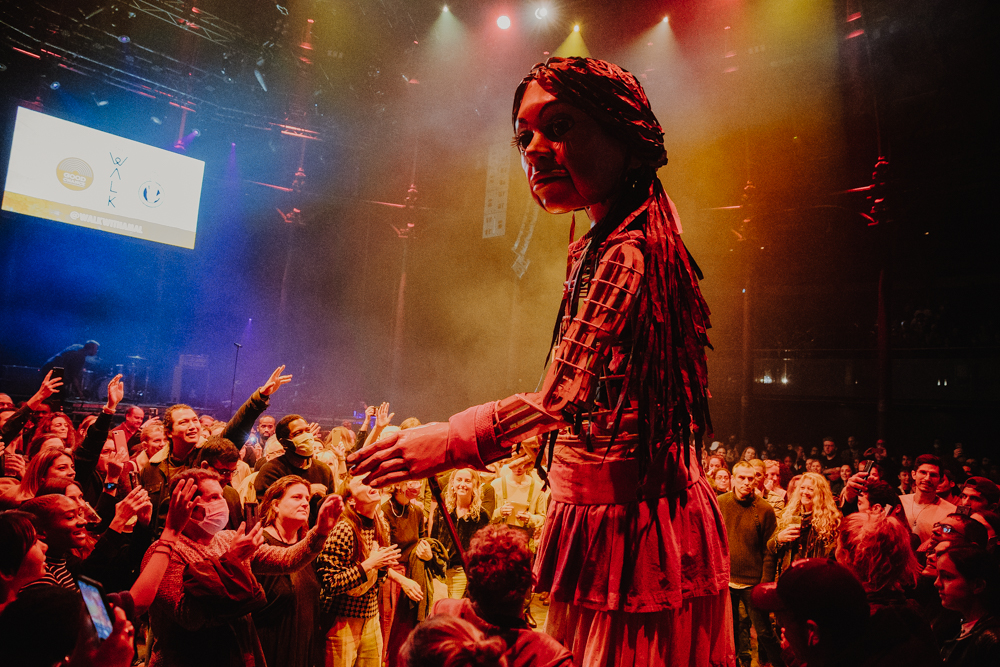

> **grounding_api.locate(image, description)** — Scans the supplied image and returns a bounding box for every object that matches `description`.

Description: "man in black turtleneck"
[718,461,784,667]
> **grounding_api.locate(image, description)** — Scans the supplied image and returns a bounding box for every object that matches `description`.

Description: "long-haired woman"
[36,412,79,451]
[432,468,489,600]
[316,475,401,667]
[253,475,323,667]
[768,471,842,578]
[0,446,75,508]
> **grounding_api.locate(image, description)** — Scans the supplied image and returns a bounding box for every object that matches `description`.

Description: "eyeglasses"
[933,523,965,538]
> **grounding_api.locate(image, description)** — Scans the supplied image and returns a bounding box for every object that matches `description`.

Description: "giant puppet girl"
[349,57,733,666]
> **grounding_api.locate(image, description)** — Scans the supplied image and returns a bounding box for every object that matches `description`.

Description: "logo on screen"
[139,181,163,208]
[56,158,94,191]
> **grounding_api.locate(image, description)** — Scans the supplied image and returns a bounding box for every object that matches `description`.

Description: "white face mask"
[290,433,316,458]
[194,498,230,535]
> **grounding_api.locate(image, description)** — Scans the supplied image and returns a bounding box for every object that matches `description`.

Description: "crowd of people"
[705,435,999,666]
[2,54,998,667]
[0,367,996,666]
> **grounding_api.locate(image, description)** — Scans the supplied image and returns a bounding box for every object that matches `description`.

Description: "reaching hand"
[315,494,345,535]
[164,478,198,536]
[105,374,124,411]
[374,402,394,429]
[363,405,376,420]
[228,521,264,561]
[309,422,321,438]
[260,365,293,397]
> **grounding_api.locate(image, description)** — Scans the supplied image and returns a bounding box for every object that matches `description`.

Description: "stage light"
[119,35,130,43]
[662,16,669,24]
[573,24,580,32]
[95,99,109,107]
[151,116,162,124]
[49,81,60,90]
[497,15,511,29]
[192,129,201,137]
[535,7,548,19]
[443,5,448,12]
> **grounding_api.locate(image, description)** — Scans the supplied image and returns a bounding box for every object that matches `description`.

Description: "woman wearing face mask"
[768,471,842,579]
[144,467,344,667]
[348,57,730,665]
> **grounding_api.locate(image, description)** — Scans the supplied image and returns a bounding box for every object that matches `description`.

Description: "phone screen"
[112,430,128,456]
[78,578,114,640]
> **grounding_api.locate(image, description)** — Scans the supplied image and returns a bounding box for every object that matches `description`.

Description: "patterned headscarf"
[513,57,713,483]
[512,57,668,168]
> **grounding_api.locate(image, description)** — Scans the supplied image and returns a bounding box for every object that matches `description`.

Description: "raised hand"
[842,469,870,503]
[315,494,345,535]
[105,374,124,411]
[164,478,197,536]
[27,370,64,410]
[109,487,151,533]
[105,449,128,484]
[375,402,394,429]
[228,521,264,560]
[260,365,293,397]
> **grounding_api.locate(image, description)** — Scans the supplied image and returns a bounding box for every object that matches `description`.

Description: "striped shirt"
[24,557,78,591]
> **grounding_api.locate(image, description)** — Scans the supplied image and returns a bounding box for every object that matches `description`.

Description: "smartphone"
[51,366,65,381]
[77,576,114,641]
[955,504,972,516]
[128,470,140,489]
[112,430,128,457]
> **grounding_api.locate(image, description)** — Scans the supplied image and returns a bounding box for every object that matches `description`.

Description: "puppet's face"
[514,81,629,215]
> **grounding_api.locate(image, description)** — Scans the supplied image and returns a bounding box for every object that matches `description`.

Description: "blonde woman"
[767,471,842,578]
[431,468,488,599]
[317,426,352,482]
